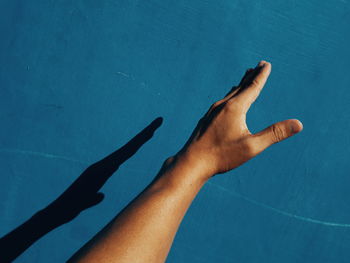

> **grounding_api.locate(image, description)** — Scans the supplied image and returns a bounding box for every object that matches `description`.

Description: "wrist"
[175,147,217,179]
[147,157,207,202]
[157,151,213,187]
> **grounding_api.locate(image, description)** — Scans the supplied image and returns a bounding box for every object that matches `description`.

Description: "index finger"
[236,61,272,112]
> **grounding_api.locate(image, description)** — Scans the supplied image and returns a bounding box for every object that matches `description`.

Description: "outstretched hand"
[177,61,303,179]
[67,61,303,263]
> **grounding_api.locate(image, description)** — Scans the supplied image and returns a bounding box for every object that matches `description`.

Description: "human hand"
[177,61,303,180]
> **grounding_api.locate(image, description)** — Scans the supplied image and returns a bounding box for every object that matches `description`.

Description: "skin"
[68,60,303,263]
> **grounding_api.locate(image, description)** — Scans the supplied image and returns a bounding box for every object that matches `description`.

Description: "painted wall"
[1,0,350,262]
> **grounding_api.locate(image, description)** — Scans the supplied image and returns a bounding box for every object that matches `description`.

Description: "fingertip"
[258,60,265,67]
[289,119,303,134]
[257,60,271,69]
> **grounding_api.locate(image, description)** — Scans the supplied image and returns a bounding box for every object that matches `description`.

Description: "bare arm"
[69,61,303,263]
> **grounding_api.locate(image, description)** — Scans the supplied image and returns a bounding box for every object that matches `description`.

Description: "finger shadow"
[0,117,163,263]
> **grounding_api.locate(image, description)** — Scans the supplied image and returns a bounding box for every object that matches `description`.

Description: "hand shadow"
[0,117,163,263]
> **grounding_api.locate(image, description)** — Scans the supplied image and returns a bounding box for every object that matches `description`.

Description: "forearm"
[69,154,210,263]
[69,61,302,262]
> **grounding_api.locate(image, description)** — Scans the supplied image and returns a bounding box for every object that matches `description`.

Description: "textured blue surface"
[1,0,350,262]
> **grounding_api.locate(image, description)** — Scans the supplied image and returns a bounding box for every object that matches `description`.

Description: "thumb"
[249,119,303,155]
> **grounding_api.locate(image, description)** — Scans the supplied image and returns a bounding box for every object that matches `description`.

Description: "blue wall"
[1,0,350,262]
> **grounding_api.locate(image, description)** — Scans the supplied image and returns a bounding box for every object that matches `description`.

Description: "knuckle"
[240,139,256,157]
[207,103,217,115]
[212,101,220,108]
[271,124,286,143]
[210,100,222,110]
[225,100,238,111]
[250,78,260,88]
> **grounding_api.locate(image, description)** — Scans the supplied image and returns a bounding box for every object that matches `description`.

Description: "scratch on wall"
[2,148,348,228]
[0,148,148,172]
[116,71,132,79]
[115,71,148,88]
[0,148,86,165]
[207,182,350,228]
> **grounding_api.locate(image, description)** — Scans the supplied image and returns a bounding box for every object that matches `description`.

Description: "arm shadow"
[0,117,163,263]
